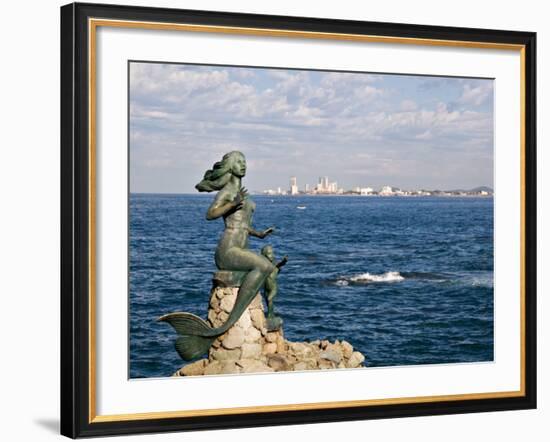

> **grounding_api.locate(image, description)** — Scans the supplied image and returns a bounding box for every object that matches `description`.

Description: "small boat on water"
[296,205,306,210]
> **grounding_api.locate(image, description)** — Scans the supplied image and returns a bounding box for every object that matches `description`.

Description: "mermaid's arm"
[206,188,245,220]
[248,226,275,238]
[276,255,288,270]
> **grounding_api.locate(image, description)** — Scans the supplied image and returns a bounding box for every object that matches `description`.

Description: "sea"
[129,194,494,379]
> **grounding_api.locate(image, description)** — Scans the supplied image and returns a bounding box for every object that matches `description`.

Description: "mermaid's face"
[230,153,247,178]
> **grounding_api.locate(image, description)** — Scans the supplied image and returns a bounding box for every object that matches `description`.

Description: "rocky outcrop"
[172,284,366,377]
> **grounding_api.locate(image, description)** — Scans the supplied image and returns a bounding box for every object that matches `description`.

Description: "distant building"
[316,176,330,193]
[360,187,374,195]
[305,183,310,192]
[290,176,299,195]
[379,185,394,196]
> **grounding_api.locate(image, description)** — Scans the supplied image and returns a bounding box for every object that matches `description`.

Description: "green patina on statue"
[158,151,287,361]
[261,245,288,331]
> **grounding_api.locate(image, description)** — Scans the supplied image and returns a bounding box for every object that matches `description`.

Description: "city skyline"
[130,62,494,193]
[260,175,492,196]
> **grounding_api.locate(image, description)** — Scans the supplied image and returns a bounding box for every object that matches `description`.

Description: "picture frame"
[60,2,536,438]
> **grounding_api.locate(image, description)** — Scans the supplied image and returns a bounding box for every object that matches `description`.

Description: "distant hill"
[469,186,494,193]
[445,186,494,193]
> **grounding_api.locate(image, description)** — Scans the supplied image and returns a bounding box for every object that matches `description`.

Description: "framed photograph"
[60,2,536,438]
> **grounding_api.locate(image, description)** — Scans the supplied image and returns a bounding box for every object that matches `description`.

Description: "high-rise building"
[318,176,330,192]
[290,176,298,195]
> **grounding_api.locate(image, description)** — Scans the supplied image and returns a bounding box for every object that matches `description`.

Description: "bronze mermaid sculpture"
[158,151,285,360]
[261,245,288,331]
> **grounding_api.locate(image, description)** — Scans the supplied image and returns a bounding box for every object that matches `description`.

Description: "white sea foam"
[350,271,405,283]
[335,271,405,285]
[469,275,494,288]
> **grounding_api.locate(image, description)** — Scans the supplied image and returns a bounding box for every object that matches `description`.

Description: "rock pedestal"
[173,271,366,377]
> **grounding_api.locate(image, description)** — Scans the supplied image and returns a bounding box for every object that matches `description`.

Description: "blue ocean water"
[129,194,494,378]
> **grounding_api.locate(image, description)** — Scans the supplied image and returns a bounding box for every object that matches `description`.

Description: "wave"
[466,274,494,288]
[331,271,453,286]
[331,270,492,288]
[335,271,405,286]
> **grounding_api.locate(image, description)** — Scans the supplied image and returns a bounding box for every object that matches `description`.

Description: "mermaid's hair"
[195,151,244,192]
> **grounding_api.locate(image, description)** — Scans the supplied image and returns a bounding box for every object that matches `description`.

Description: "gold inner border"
[88,18,527,424]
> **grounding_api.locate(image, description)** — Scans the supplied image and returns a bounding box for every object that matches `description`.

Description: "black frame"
[60,2,537,438]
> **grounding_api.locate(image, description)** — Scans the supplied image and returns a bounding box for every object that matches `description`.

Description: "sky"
[129,61,494,193]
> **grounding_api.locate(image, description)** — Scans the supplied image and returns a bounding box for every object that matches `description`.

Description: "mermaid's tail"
[158,312,217,336]
[158,284,263,360]
[174,335,216,360]
[158,312,217,360]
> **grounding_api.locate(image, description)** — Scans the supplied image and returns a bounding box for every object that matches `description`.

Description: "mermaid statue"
[260,245,288,331]
[158,151,286,361]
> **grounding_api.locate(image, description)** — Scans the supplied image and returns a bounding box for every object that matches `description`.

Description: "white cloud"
[400,99,418,111]
[457,82,493,106]
[129,62,493,192]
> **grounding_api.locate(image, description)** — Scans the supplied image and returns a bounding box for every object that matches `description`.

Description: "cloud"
[400,99,418,111]
[457,82,493,106]
[129,62,494,192]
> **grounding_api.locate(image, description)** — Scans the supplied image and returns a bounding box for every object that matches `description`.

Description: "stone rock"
[180,359,207,376]
[289,342,313,358]
[203,361,223,375]
[210,347,242,361]
[222,327,245,349]
[241,343,263,359]
[267,354,290,371]
[250,309,265,329]
[347,351,365,368]
[209,296,220,310]
[218,310,229,324]
[276,335,287,354]
[320,344,343,364]
[318,359,336,370]
[236,359,274,373]
[341,340,354,359]
[172,284,368,377]
[293,362,307,371]
[220,294,237,313]
[293,358,318,371]
[207,309,218,326]
[236,310,252,329]
[244,326,262,343]
[320,350,342,364]
[219,361,241,374]
[263,343,277,354]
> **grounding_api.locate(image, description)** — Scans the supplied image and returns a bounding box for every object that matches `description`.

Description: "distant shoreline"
[130,192,494,198]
